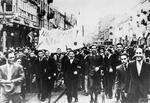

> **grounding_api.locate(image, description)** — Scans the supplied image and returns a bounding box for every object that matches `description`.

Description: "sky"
[52,0,141,35]
[53,0,140,25]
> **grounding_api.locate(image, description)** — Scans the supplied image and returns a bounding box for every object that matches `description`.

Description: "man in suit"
[0,52,24,103]
[88,45,103,103]
[34,50,46,101]
[107,43,122,98]
[62,50,81,103]
[44,50,57,102]
[103,48,113,99]
[115,53,129,103]
[126,48,150,103]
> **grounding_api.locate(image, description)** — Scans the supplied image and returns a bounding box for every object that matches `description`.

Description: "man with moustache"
[115,53,129,103]
[126,48,150,103]
[62,50,81,103]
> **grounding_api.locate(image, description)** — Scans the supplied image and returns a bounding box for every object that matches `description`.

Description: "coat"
[62,57,81,83]
[115,64,128,91]
[126,61,150,102]
[44,56,57,80]
[34,58,46,79]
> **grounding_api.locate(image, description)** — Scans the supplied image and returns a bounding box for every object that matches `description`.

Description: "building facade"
[0,0,77,51]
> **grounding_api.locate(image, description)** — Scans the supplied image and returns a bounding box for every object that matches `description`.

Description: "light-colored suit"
[0,63,24,103]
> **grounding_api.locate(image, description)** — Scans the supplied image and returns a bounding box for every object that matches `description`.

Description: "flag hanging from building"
[28,31,34,43]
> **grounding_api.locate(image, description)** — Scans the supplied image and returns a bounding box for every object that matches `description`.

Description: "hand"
[147,94,150,99]
[74,71,78,75]
[101,70,104,76]
[148,94,150,103]
[10,80,15,83]
[95,67,99,72]
[54,73,56,76]
[124,93,127,97]
[0,79,11,84]
[77,66,81,69]
[48,76,51,80]
[32,77,36,83]
[109,68,113,72]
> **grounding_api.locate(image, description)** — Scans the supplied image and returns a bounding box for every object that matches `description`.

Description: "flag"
[28,31,34,43]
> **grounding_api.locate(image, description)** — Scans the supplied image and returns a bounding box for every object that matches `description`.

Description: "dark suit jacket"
[0,64,24,94]
[127,61,150,98]
[34,58,46,79]
[44,56,57,79]
[115,64,128,91]
[88,54,103,76]
[110,52,122,74]
[62,58,81,83]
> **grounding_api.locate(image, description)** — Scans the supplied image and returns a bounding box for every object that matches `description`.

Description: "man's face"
[120,55,128,64]
[91,46,97,54]
[24,49,28,54]
[57,48,61,54]
[135,48,143,61]
[16,59,22,65]
[45,51,50,57]
[69,52,75,59]
[30,52,35,57]
[38,51,43,58]
[117,44,123,52]
[8,53,15,64]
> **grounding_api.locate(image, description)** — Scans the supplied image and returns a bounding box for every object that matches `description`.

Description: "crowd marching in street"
[1,39,150,103]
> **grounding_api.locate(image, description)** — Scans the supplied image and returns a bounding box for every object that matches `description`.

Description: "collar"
[46,56,49,60]
[108,54,111,59]
[70,58,74,61]
[136,60,143,65]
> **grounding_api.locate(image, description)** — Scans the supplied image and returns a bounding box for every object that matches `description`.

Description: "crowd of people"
[0,41,150,103]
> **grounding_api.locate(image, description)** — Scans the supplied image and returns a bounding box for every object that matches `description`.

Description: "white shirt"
[70,59,74,64]
[136,60,143,76]
[108,54,111,59]
[7,64,13,80]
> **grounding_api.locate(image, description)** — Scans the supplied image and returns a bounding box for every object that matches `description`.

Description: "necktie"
[124,64,127,71]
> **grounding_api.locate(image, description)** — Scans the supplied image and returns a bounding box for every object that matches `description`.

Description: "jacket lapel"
[140,61,146,77]
[133,61,139,78]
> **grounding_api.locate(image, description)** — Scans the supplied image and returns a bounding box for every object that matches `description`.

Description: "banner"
[37,27,84,52]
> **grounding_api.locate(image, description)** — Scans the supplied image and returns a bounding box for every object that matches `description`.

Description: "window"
[31,15,33,20]
[6,0,12,11]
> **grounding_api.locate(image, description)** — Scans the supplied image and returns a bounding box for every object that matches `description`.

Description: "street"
[24,91,116,103]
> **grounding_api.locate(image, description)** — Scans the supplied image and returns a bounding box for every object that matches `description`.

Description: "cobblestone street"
[24,92,116,103]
